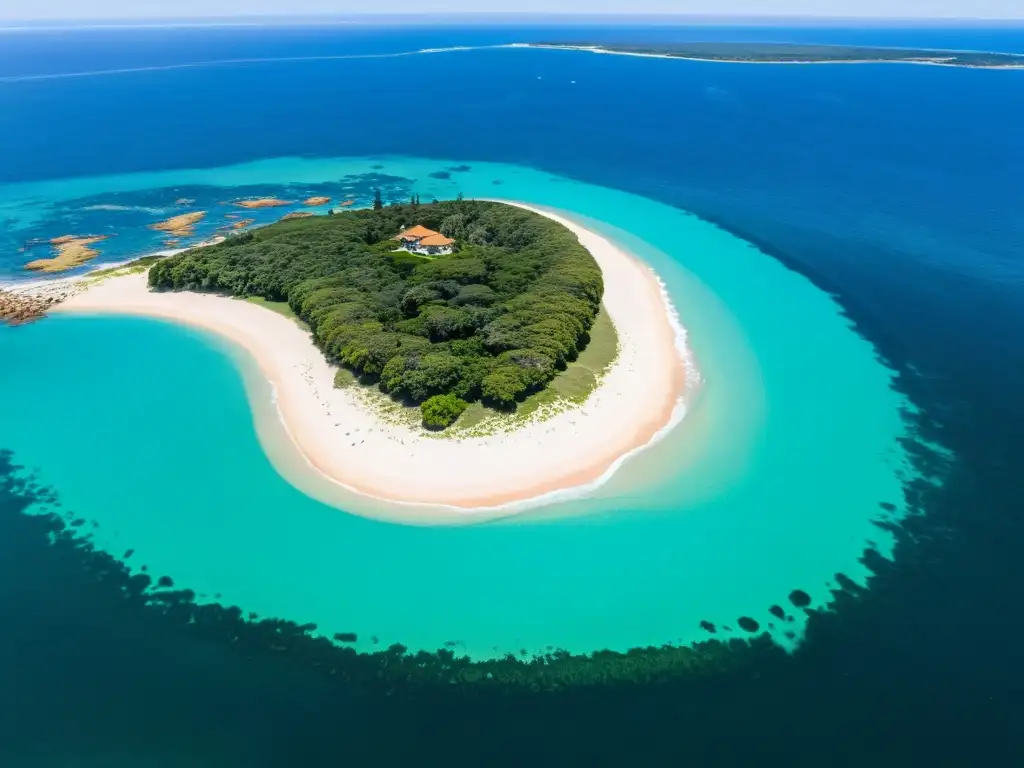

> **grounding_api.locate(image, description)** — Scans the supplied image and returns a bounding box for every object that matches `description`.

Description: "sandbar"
[53,204,691,516]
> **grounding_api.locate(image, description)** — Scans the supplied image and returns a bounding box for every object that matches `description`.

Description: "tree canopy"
[149,199,603,426]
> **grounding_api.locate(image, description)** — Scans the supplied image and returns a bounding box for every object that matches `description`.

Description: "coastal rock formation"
[338,199,356,207]
[233,198,293,209]
[303,196,331,206]
[231,218,255,230]
[0,287,69,325]
[150,211,207,237]
[281,211,314,221]
[24,234,108,273]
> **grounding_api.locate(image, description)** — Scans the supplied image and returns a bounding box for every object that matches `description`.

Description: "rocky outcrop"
[0,288,67,325]
[150,211,207,237]
[24,235,109,273]
[233,198,293,209]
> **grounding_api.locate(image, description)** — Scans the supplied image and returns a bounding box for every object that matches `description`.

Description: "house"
[416,232,456,255]
[392,225,455,256]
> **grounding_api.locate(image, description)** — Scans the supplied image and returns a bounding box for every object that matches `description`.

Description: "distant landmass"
[526,42,1024,69]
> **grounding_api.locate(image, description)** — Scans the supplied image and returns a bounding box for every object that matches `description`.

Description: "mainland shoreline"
[516,43,1024,70]
[51,203,694,519]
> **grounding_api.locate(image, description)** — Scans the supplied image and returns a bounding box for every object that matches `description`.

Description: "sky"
[0,1,1021,21]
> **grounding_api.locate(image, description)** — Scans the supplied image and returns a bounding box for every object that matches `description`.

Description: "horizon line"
[2,13,1024,28]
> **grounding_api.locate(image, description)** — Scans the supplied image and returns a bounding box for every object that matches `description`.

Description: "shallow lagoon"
[0,157,912,658]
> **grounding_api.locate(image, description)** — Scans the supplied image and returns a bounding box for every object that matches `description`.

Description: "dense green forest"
[148,200,603,427]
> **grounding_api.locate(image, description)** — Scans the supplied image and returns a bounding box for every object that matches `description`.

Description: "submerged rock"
[788,589,812,608]
[737,617,760,633]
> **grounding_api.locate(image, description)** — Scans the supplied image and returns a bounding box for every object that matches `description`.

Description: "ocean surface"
[1,20,1022,766]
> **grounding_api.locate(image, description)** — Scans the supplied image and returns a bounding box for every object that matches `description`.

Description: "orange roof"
[393,224,438,240]
[419,233,455,247]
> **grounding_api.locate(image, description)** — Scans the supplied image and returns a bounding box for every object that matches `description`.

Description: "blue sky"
[1,1,1022,21]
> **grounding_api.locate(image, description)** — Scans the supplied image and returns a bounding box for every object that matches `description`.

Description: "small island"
[148,200,603,429]
[524,41,1024,69]
[50,198,687,512]
[25,234,109,273]
[233,198,294,209]
[150,211,206,237]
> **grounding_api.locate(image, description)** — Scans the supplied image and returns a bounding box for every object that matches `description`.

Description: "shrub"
[421,394,469,430]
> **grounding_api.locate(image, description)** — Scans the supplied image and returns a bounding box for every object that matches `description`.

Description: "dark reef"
[788,590,812,609]
[0,449,775,698]
[737,617,760,633]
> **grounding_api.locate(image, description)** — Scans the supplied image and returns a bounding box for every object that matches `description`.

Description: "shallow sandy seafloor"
[0,157,917,659]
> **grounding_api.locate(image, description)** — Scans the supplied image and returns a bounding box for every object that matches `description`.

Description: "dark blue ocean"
[1,21,1023,765]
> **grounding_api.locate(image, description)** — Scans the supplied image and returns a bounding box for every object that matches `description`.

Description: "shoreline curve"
[52,203,695,519]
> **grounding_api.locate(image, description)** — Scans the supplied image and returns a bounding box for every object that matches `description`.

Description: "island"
[233,198,294,209]
[149,211,206,237]
[149,200,603,428]
[303,196,332,206]
[522,42,1024,69]
[51,199,689,513]
[24,234,109,273]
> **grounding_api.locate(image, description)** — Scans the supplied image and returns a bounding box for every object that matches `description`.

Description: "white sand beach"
[52,204,692,516]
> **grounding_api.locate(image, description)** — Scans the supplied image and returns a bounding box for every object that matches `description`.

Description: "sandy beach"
[52,204,692,516]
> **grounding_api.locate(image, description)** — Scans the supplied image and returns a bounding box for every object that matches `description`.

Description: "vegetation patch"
[333,368,358,389]
[450,305,618,436]
[242,296,309,329]
[150,200,603,428]
[421,393,469,430]
[83,254,167,282]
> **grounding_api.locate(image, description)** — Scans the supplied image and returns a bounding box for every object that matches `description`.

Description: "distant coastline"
[519,42,1024,69]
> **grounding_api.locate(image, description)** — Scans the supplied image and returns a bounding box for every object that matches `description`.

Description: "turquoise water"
[0,158,911,658]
